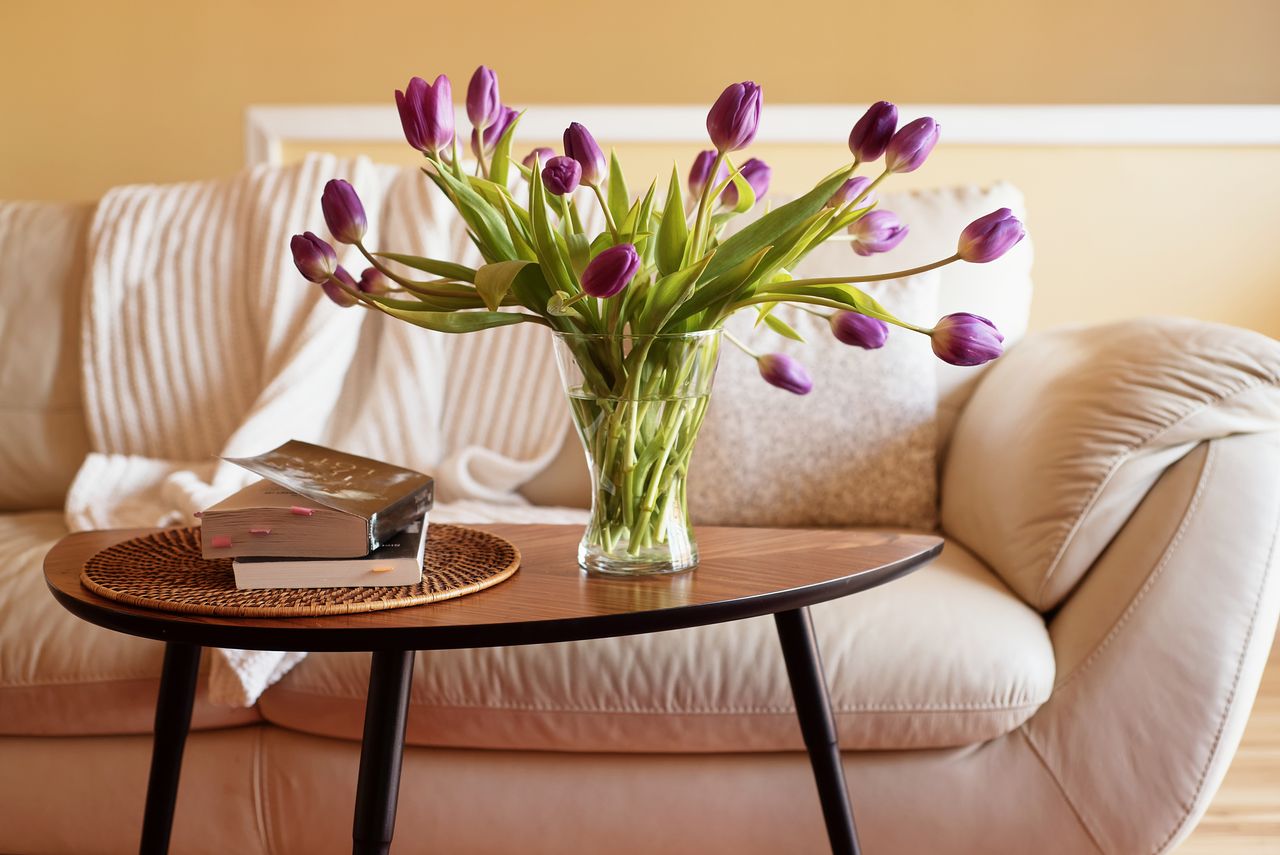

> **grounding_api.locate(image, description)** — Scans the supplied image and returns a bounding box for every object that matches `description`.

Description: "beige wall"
[4,0,1278,335]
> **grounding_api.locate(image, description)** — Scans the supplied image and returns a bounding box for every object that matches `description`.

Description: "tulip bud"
[522,147,556,169]
[826,176,877,209]
[688,150,727,198]
[931,313,1004,366]
[957,208,1026,263]
[757,353,813,395]
[320,179,367,245]
[849,210,909,256]
[830,312,889,349]
[321,267,360,308]
[563,122,607,185]
[848,101,898,163]
[581,243,640,298]
[542,156,582,196]
[466,65,501,131]
[358,267,391,295]
[721,157,771,208]
[394,75,454,154]
[706,81,762,153]
[471,105,518,159]
[885,117,940,174]
[290,232,337,283]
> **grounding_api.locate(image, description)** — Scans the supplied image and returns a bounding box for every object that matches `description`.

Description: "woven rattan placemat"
[81,525,520,618]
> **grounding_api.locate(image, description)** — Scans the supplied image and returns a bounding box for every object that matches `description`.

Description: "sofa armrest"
[940,316,1280,610]
[1025,431,1280,854]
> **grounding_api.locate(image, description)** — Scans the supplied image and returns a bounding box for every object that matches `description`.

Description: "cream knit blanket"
[66,154,577,705]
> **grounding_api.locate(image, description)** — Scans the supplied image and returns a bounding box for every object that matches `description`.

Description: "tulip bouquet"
[290,66,1024,575]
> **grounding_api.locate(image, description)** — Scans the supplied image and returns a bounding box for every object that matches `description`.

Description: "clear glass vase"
[551,330,722,576]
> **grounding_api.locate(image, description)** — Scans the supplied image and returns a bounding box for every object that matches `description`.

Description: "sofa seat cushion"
[259,535,1053,752]
[0,512,260,735]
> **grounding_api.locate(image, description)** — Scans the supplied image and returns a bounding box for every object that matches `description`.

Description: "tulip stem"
[355,242,478,298]
[733,294,931,335]
[722,329,761,359]
[775,253,962,288]
[687,151,726,263]
[591,184,620,240]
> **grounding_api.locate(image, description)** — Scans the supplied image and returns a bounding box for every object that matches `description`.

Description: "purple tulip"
[849,210,909,256]
[827,176,876,209]
[707,81,762,153]
[320,179,366,245]
[581,243,640,298]
[471,105,518,158]
[830,312,889,349]
[563,122,607,186]
[321,267,360,308]
[688,150,728,198]
[957,208,1026,263]
[394,75,454,154]
[358,267,391,295]
[466,65,501,131]
[931,313,1004,366]
[542,156,582,196]
[721,157,771,208]
[522,147,556,169]
[290,232,337,283]
[757,353,812,395]
[885,117,940,174]
[848,101,898,163]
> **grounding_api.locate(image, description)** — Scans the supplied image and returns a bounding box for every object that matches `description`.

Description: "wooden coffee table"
[44,524,942,855]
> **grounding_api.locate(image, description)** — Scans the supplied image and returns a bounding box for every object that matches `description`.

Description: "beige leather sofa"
[2,189,1279,855]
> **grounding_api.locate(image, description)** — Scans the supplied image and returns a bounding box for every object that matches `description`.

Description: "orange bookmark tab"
[371,566,393,574]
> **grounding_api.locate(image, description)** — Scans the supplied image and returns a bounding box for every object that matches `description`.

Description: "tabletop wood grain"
[44,524,943,651]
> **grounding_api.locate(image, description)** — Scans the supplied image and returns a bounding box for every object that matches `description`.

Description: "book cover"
[200,440,434,559]
[232,516,429,590]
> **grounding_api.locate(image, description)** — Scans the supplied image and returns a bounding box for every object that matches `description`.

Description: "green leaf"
[488,111,524,187]
[761,310,805,342]
[640,251,716,332]
[668,244,773,325]
[527,161,579,296]
[702,167,852,282]
[371,305,539,333]
[475,260,534,312]
[607,150,630,226]
[376,252,477,283]
[631,179,657,250]
[426,165,517,262]
[768,282,903,324]
[567,233,591,276]
[723,157,756,214]
[655,167,688,276]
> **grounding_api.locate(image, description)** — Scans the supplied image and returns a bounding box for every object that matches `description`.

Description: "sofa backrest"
[0,201,93,511]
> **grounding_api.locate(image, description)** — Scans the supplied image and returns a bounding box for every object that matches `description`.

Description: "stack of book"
[198,441,435,590]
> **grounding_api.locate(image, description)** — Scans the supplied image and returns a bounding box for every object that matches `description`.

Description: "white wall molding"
[246,104,1280,165]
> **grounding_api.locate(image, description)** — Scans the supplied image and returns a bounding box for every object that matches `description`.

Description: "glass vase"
[551,330,722,576]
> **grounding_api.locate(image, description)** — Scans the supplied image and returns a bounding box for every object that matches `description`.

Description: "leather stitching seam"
[1053,443,1217,692]
[1033,377,1275,610]
[1151,453,1280,855]
[1018,728,1107,853]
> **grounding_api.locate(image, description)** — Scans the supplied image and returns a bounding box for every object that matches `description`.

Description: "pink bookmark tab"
[250,527,271,536]
[290,506,315,517]
[209,535,232,549]
[192,510,204,519]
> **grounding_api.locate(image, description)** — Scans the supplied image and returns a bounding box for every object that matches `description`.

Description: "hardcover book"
[199,440,434,559]
[232,515,428,589]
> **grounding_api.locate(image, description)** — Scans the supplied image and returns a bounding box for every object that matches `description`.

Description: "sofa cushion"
[258,535,1054,752]
[942,317,1280,611]
[689,277,939,530]
[0,202,94,511]
[0,512,260,735]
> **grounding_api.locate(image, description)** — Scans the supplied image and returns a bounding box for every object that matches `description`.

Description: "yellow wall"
[4,0,1278,201]
[4,0,1278,335]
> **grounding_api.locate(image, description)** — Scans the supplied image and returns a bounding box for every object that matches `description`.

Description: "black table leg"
[775,608,861,855]
[140,642,201,855]
[353,650,416,855]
